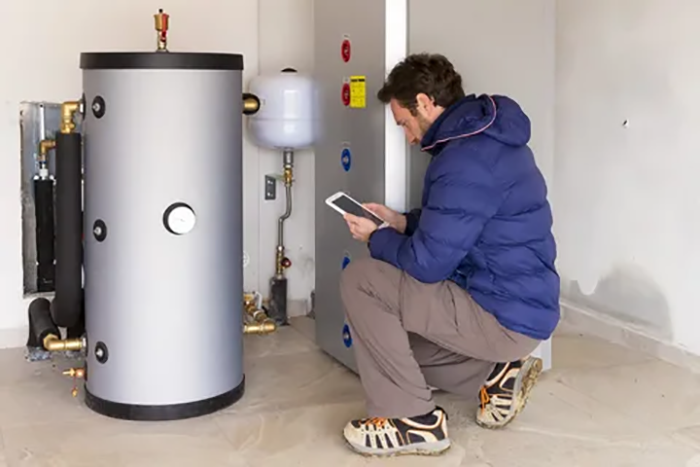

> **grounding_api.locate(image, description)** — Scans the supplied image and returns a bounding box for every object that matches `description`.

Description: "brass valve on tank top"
[154,9,170,52]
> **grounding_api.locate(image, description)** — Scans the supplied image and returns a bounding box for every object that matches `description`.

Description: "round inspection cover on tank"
[93,219,107,242]
[163,202,197,236]
[92,96,106,119]
[95,342,109,364]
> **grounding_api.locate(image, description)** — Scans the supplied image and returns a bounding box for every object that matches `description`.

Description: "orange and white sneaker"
[477,356,543,429]
[343,407,450,457]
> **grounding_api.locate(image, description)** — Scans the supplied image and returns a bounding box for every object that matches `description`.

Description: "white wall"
[0,0,315,348]
[4,0,698,359]
[555,0,700,354]
[409,0,555,185]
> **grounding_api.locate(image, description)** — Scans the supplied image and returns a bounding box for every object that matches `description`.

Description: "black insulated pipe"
[51,132,83,328]
[268,276,288,326]
[66,300,86,340]
[34,178,55,292]
[26,297,59,348]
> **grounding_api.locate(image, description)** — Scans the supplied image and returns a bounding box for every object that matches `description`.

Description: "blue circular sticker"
[342,323,353,348]
[341,254,351,269]
[341,148,352,172]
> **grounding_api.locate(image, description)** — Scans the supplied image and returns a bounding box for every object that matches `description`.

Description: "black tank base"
[84,377,245,421]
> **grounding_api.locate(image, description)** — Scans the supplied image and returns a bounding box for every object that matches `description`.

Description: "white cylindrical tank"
[247,69,315,150]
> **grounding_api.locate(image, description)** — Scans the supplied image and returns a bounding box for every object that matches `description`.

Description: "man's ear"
[415,93,434,112]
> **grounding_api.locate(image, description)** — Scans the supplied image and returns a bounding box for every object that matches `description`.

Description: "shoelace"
[361,417,389,429]
[480,387,491,413]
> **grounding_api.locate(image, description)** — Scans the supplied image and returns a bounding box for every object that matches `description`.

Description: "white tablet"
[325,191,387,228]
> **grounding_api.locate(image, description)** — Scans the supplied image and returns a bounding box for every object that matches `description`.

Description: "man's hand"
[344,214,378,243]
[364,203,407,234]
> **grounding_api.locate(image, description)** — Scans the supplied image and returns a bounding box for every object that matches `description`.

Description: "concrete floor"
[1,319,700,466]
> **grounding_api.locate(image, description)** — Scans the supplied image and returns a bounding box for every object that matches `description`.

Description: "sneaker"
[343,407,451,457]
[476,356,543,429]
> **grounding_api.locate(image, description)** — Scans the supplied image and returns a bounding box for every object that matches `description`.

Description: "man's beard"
[417,114,432,138]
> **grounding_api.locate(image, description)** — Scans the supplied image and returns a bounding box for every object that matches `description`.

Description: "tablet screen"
[331,195,384,226]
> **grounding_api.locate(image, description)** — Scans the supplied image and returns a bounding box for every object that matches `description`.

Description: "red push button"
[341,82,351,106]
[341,39,351,63]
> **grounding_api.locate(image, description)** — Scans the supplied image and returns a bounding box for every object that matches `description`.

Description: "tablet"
[325,191,387,227]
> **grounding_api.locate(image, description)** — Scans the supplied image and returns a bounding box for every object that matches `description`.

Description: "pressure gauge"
[163,202,196,235]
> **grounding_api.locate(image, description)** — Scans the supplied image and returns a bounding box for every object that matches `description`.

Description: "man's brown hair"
[377,53,465,114]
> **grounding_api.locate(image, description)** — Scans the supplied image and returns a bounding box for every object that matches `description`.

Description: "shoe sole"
[476,356,543,430]
[344,437,451,458]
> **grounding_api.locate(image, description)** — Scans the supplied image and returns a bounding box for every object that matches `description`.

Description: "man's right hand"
[364,203,407,234]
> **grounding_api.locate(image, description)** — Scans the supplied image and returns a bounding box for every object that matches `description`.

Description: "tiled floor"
[1,319,700,466]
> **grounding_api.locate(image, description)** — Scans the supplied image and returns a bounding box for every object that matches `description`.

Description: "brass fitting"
[39,139,56,163]
[243,321,277,335]
[275,248,285,276]
[244,303,267,323]
[63,368,86,379]
[275,248,292,277]
[43,334,85,352]
[243,292,255,307]
[242,93,261,115]
[60,101,81,134]
[243,293,277,325]
[283,167,293,187]
[154,9,170,52]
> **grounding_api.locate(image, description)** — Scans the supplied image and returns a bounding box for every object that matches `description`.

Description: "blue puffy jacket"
[369,94,560,340]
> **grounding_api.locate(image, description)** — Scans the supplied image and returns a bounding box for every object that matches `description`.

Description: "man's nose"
[404,130,418,145]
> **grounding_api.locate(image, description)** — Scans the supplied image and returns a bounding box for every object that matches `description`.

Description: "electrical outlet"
[264,175,276,200]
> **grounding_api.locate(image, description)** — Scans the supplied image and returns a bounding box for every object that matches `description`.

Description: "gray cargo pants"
[340,258,540,418]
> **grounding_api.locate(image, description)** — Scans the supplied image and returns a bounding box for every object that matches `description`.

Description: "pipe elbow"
[60,100,82,134]
[43,335,85,352]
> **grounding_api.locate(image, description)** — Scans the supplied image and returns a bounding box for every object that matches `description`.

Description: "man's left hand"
[344,214,378,243]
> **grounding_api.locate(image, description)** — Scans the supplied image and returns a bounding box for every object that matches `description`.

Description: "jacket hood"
[420,94,531,154]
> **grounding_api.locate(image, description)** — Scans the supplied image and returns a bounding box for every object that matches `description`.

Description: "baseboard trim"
[288,299,309,318]
[559,299,700,373]
[6,296,693,372]
[0,325,27,350]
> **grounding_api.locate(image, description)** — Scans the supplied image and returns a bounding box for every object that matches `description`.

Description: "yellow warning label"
[349,75,366,109]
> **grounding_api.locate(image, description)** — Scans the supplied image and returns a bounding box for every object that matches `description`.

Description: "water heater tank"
[247,69,315,150]
[80,51,246,421]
